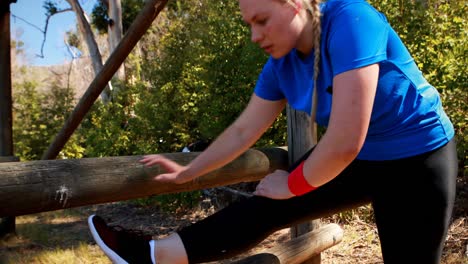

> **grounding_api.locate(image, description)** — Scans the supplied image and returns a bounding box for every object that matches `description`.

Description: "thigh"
[372,139,458,264]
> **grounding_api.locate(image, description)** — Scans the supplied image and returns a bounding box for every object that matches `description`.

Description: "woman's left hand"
[254,170,295,200]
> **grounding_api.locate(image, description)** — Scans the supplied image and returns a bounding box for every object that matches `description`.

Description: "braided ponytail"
[302,0,322,142]
[284,0,322,140]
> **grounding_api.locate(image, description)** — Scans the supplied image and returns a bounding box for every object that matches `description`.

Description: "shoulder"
[321,0,389,44]
[322,0,387,26]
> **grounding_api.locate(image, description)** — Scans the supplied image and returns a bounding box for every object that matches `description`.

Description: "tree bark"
[66,0,112,102]
[108,0,125,82]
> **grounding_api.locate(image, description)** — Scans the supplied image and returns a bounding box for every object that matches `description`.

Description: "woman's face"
[239,0,308,58]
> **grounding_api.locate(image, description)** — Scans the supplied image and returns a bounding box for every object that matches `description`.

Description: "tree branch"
[11,8,72,59]
[38,8,72,58]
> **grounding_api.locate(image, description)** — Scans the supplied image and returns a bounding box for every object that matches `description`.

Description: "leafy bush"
[369,0,467,176]
[13,81,84,161]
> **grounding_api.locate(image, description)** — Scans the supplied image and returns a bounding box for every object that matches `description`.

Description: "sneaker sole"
[88,215,129,264]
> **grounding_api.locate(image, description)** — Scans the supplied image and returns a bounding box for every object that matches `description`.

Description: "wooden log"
[0,147,288,217]
[232,223,343,264]
[233,253,280,264]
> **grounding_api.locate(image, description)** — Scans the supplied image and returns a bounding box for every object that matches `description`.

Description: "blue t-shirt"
[254,0,454,160]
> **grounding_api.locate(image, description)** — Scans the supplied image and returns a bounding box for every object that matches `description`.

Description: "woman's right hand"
[139,155,192,184]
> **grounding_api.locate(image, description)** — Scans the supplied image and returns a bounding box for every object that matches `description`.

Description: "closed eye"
[255,18,268,26]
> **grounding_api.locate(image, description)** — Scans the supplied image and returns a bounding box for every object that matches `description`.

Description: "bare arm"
[302,64,379,187]
[254,64,378,199]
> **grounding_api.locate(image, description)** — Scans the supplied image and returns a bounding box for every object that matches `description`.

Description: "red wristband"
[288,161,317,196]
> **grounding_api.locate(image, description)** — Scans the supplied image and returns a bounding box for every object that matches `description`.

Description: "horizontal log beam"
[233,223,343,264]
[0,147,288,217]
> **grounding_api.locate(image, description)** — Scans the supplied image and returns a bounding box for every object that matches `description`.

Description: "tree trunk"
[66,0,112,102]
[108,0,126,82]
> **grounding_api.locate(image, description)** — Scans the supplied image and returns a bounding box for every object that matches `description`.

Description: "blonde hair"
[287,0,322,139]
[302,0,321,84]
[286,0,322,126]
[302,0,321,133]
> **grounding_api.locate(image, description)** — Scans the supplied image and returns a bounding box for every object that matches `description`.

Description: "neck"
[295,12,315,56]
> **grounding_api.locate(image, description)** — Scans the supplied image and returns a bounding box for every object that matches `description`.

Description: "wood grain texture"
[0,148,288,217]
[233,224,343,264]
[286,106,321,264]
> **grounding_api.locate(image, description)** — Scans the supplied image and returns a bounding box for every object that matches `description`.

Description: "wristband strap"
[288,161,317,196]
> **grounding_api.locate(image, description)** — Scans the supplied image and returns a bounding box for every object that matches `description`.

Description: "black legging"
[177,139,458,264]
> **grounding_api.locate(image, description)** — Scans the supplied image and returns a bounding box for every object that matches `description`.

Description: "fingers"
[139,154,165,165]
[253,188,268,197]
[153,173,172,182]
[139,155,178,170]
[254,181,269,197]
[154,173,187,184]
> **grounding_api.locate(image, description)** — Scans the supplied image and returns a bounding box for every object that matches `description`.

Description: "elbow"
[339,132,365,160]
[340,142,362,160]
[326,131,364,162]
[231,123,258,147]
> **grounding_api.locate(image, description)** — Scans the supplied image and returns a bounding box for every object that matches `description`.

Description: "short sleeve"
[254,58,285,101]
[327,4,389,76]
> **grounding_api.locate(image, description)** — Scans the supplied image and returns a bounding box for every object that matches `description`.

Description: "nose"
[251,26,263,43]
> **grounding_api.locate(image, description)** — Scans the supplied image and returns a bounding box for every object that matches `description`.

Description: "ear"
[293,0,302,14]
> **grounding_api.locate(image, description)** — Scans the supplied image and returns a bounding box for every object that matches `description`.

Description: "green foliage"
[333,204,375,224]
[369,0,467,175]
[91,1,108,34]
[65,30,81,49]
[12,81,84,161]
[43,0,58,16]
[138,0,284,153]
[91,0,146,34]
[13,81,45,160]
[441,88,468,175]
[78,81,142,157]
[82,0,286,159]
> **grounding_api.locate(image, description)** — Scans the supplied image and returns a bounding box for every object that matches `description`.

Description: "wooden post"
[286,106,320,264]
[0,0,17,238]
[0,0,14,158]
[41,0,169,160]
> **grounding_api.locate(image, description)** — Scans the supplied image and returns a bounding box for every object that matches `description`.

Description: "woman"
[88,0,458,263]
